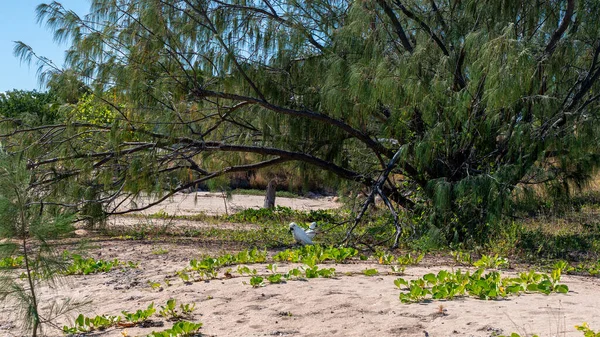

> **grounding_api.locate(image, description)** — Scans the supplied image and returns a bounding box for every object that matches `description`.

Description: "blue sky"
[0,1,90,92]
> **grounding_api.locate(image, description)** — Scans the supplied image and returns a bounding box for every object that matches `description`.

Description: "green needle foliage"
[0,152,76,336]
[6,0,600,246]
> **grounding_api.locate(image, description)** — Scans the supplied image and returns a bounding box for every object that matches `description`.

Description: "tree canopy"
[5,0,600,245]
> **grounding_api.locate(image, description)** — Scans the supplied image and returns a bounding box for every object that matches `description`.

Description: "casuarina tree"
[5,0,600,246]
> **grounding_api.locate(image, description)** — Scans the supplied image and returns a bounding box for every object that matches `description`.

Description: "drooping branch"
[26,143,156,169]
[203,143,371,185]
[106,156,290,215]
[193,88,426,187]
[193,88,395,159]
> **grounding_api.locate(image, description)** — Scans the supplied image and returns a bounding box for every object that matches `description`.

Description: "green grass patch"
[63,252,137,275]
[0,255,24,268]
[395,266,569,303]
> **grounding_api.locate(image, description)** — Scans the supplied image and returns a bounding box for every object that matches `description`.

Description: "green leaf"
[554,284,569,293]
[423,273,437,284]
[363,268,378,276]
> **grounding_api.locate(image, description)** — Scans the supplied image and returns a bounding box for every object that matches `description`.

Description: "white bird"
[289,222,313,245]
[305,222,318,239]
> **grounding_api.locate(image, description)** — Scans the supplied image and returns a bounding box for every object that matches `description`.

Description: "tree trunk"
[264,179,276,208]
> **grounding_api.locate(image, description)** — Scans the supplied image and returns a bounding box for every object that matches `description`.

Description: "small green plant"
[375,251,395,265]
[375,251,422,270]
[62,314,120,334]
[148,320,203,337]
[450,251,472,265]
[152,209,170,218]
[249,275,264,287]
[273,245,357,264]
[152,247,169,255]
[398,280,431,303]
[266,263,277,273]
[394,278,404,289]
[330,247,359,263]
[571,260,600,276]
[236,265,257,276]
[396,267,568,303]
[122,303,156,324]
[317,266,336,278]
[363,268,379,276]
[180,303,196,316]
[398,252,425,265]
[576,323,600,337]
[175,249,268,283]
[521,268,569,295]
[302,265,336,278]
[177,271,191,283]
[63,252,130,275]
[159,299,196,321]
[232,248,268,264]
[148,280,162,290]
[226,206,296,222]
[267,273,284,284]
[265,264,284,284]
[285,267,302,279]
[159,299,179,320]
[0,255,24,268]
[188,258,218,280]
[473,254,509,269]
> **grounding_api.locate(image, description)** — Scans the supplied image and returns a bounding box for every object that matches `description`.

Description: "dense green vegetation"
[0,0,596,248]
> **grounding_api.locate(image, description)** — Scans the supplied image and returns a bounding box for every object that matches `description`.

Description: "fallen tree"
[4,0,600,246]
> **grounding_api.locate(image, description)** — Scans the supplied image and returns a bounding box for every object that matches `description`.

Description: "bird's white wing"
[291,224,313,245]
[305,222,317,239]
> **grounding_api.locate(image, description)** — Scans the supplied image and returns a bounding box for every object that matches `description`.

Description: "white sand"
[1,194,599,337]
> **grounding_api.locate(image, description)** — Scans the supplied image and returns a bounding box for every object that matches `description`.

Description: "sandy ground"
[113,192,341,216]
[1,194,600,337]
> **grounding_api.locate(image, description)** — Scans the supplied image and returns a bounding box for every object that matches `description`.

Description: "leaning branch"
[106,157,290,215]
[343,147,412,247]
[193,88,395,159]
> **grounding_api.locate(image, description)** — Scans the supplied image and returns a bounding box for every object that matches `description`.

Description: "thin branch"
[542,0,575,58]
[376,0,414,53]
[107,157,289,215]
[343,147,409,247]
[393,0,449,56]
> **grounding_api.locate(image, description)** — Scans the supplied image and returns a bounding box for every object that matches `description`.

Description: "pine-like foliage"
[0,151,75,336]
[6,0,600,244]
